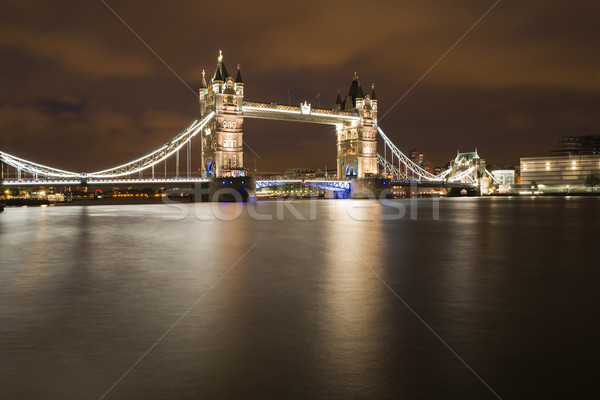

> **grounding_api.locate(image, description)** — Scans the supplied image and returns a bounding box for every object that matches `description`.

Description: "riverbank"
[2,196,190,208]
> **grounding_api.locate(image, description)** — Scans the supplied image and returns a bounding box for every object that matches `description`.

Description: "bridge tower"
[335,73,378,180]
[199,51,245,178]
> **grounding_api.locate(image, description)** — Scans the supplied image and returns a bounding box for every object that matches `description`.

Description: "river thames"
[1,197,599,399]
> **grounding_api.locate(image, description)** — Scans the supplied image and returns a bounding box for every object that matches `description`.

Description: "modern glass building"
[553,135,600,156]
[520,155,600,188]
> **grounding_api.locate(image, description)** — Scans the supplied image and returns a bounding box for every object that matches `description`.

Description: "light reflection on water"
[1,197,599,399]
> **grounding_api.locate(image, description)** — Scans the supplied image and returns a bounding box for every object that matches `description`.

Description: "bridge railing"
[243,100,359,121]
[256,179,350,191]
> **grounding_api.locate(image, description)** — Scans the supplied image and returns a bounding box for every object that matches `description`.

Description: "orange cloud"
[0,25,157,79]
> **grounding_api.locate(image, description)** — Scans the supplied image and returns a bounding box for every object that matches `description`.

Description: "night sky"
[0,0,598,173]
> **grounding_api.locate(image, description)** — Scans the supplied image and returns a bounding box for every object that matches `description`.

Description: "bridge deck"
[243,101,359,125]
[2,178,475,190]
[1,178,209,186]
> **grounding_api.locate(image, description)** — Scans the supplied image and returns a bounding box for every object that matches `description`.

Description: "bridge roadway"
[2,177,475,190]
[1,178,210,187]
[388,180,476,189]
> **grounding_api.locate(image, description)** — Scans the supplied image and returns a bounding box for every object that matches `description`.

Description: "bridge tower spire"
[336,73,378,179]
[199,51,245,178]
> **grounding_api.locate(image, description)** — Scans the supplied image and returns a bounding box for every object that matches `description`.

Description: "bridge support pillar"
[350,178,391,199]
[207,177,256,202]
[325,189,349,199]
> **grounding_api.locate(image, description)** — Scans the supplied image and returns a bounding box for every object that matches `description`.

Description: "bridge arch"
[345,164,358,179]
[206,160,216,178]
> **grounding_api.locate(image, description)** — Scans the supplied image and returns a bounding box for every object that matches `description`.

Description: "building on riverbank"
[520,154,600,190]
[552,134,600,156]
[491,169,517,193]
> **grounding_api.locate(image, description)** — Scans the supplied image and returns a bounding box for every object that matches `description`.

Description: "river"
[1,197,599,399]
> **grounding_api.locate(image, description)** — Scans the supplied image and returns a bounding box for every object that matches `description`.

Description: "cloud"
[0,0,598,172]
[0,24,157,79]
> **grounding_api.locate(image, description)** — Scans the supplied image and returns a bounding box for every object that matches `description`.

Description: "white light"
[1,151,80,178]
[300,102,311,115]
[244,106,299,115]
[243,106,359,121]
[87,112,214,179]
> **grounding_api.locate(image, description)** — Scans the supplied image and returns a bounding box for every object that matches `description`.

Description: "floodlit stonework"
[199,51,245,178]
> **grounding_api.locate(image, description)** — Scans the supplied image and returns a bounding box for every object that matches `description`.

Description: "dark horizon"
[1,0,598,173]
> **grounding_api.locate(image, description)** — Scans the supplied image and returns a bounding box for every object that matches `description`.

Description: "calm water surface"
[1,197,599,399]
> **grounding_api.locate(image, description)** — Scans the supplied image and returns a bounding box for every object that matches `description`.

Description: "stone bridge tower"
[335,73,378,180]
[199,51,245,178]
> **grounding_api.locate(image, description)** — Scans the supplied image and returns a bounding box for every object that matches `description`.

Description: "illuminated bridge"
[1,51,490,200]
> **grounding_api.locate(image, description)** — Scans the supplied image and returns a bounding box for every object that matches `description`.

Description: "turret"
[234,64,244,96]
[201,69,208,89]
[199,69,208,116]
[212,50,229,84]
[341,72,365,111]
[335,89,342,111]
[367,84,377,123]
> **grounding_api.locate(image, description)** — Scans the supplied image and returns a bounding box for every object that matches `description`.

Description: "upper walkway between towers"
[242,100,359,125]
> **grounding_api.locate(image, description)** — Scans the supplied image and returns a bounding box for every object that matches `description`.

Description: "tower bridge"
[1,51,486,201]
